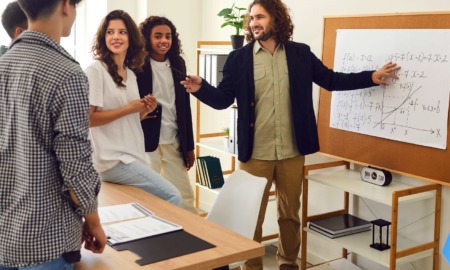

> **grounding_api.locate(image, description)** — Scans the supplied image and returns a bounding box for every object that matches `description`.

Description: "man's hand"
[82,212,107,254]
[180,76,202,93]
[372,61,401,86]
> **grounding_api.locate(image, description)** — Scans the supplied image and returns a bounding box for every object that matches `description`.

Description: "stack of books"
[195,156,225,189]
[309,214,371,239]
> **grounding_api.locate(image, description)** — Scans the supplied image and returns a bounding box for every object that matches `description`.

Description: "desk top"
[75,182,264,270]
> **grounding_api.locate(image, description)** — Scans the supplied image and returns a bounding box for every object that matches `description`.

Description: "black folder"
[109,230,215,266]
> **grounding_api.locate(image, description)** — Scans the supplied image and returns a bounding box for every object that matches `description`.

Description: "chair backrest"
[206,169,267,239]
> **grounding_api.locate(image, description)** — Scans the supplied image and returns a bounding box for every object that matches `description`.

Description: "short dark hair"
[17,0,82,21]
[1,1,28,39]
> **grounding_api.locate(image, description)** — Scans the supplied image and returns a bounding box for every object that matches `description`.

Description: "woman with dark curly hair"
[136,16,196,213]
[85,10,182,206]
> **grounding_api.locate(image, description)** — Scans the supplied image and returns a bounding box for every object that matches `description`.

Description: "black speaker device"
[360,166,392,186]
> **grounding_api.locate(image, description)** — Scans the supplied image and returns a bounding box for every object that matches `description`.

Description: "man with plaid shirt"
[0,0,106,269]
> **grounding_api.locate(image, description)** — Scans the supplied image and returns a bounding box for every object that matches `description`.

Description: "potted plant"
[222,127,230,148]
[217,3,246,49]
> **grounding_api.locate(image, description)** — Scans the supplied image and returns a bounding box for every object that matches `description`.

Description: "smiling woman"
[84,9,183,207]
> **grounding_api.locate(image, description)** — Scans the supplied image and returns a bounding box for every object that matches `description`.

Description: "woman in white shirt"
[85,10,181,206]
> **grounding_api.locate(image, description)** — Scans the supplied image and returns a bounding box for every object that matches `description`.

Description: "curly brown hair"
[139,16,186,81]
[244,0,294,45]
[92,10,146,88]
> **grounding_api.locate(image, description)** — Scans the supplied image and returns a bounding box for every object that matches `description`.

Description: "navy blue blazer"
[136,58,195,166]
[193,41,377,162]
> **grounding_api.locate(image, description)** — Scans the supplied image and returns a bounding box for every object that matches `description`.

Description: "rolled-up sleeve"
[52,71,101,216]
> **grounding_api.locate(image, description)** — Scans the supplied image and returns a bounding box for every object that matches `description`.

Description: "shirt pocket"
[254,67,266,81]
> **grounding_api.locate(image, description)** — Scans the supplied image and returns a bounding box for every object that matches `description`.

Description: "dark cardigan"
[136,58,195,166]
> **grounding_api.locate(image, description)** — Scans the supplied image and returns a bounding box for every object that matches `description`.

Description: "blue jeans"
[101,161,182,206]
[0,257,72,270]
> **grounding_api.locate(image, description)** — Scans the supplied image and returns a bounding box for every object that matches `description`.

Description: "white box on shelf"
[210,54,228,87]
[228,106,237,154]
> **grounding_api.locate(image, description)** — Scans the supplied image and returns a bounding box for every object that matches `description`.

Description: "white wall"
[0,0,16,46]
[198,1,450,270]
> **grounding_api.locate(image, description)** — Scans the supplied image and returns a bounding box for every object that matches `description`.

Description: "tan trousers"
[146,143,197,213]
[240,155,305,270]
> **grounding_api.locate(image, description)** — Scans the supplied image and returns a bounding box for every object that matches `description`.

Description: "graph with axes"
[330,29,449,149]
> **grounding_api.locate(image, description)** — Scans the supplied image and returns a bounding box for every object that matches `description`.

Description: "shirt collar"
[253,40,263,55]
[11,30,78,64]
[253,40,285,55]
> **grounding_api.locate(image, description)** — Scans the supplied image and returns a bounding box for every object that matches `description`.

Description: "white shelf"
[196,181,276,197]
[308,258,361,270]
[306,228,432,267]
[197,48,232,55]
[306,169,435,205]
[197,137,237,157]
[302,165,439,270]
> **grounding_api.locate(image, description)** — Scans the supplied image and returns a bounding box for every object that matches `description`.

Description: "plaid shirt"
[0,31,100,267]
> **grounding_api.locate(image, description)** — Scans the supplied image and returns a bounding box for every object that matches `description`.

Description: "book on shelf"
[309,223,371,239]
[195,158,207,187]
[309,213,371,235]
[195,156,224,189]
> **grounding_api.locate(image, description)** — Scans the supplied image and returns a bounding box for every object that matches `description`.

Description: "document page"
[104,216,183,245]
[98,203,154,224]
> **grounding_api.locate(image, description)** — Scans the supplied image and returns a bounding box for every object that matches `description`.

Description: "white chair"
[206,169,268,270]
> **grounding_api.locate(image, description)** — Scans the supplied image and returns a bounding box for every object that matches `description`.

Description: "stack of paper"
[98,203,182,245]
[309,214,371,239]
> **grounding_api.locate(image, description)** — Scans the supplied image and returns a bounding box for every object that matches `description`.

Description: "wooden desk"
[75,182,264,270]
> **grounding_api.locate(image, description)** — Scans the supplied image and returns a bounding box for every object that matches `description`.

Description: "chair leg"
[212,266,230,270]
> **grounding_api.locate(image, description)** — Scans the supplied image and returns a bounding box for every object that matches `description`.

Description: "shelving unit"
[194,41,279,242]
[301,161,441,270]
[194,41,235,213]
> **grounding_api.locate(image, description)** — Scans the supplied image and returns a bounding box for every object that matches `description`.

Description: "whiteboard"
[330,29,450,149]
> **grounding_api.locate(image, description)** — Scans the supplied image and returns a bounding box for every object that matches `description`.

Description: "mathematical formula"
[330,29,449,149]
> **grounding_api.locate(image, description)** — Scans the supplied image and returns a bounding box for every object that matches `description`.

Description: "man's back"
[0,30,100,267]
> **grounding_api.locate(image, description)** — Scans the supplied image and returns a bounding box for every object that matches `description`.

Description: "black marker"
[166,64,189,78]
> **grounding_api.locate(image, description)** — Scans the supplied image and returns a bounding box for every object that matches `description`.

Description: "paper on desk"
[98,203,154,224]
[104,216,183,245]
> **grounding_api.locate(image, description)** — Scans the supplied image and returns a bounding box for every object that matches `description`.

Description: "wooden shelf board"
[306,228,432,267]
[306,169,435,205]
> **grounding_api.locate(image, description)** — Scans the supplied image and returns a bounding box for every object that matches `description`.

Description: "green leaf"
[218,3,245,34]
[217,8,232,17]
[220,22,232,28]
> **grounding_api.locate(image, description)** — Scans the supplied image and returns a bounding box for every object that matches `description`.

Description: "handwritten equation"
[330,30,449,149]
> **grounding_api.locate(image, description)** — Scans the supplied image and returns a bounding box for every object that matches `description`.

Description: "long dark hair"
[139,16,186,80]
[244,0,294,45]
[92,10,146,88]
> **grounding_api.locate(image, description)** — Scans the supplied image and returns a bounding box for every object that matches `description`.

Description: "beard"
[253,27,274,41]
